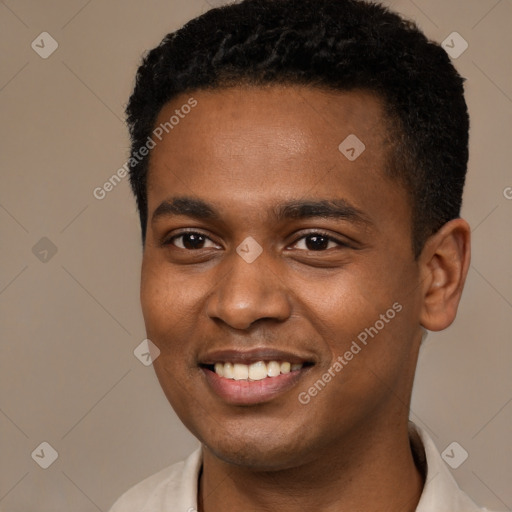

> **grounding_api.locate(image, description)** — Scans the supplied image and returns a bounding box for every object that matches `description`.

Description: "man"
[110,0,492,510]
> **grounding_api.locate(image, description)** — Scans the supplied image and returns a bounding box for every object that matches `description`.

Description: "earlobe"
[418,218,471,332]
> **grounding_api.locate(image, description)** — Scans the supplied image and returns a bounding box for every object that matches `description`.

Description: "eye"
[290,231,346,251]
[165,231,220,250]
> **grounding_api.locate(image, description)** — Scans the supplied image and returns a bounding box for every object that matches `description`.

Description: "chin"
[198,420,317,471]
[208,442,303,471]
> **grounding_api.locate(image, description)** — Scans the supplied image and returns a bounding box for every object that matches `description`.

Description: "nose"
[206,249,292,330]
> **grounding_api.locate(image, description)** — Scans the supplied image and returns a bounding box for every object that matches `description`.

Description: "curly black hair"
[126,0,469,257]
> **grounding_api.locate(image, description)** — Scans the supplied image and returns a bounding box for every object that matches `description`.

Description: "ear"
[418,218,471,331]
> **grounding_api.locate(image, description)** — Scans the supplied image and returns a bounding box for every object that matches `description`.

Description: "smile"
[198,348,315,404]
[207,361,304,381]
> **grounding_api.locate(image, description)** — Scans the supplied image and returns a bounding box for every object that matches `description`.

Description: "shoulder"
[108,447,202,512]
[411,423,497,512]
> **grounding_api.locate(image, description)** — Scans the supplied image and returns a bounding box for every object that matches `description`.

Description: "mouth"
[201,360,312,381]
[199,349,315,405]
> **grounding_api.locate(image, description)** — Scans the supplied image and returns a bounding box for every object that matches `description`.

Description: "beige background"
[0,0,511,510]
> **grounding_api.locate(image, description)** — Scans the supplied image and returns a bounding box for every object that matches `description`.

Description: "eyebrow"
[274,199,372,226]
[152,197,219,223]
[151,196,373,227]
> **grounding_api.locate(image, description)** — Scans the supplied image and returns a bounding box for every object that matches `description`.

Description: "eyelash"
[163,229,348,251]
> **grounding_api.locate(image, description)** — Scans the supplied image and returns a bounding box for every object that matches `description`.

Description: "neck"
[198,421,424,512]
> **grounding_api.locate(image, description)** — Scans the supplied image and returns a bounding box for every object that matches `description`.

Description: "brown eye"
[167,232,219,250]
[304,234,330,251]
[291,232,345,251]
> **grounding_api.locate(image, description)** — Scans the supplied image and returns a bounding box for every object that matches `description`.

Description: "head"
[126,0,470,470]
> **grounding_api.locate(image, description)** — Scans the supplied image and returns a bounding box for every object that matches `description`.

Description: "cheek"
[140,258,192,343]
[140,260,169,330]
[301,267,398,338]
[140,260,202,408]
[140,256,214,364]
[300,265,417,379]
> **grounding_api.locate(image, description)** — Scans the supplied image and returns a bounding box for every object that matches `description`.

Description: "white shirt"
[109,423,493,512]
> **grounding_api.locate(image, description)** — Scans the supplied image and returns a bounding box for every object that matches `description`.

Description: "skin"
[140,85,471,512]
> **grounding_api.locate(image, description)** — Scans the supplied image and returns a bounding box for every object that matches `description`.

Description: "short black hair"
[126,0,469,257]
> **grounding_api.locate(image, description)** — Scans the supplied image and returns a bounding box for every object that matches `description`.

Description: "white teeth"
[267,361,281,377]
[248,361,267,380]
[214,363,224,377]
[211,360,304,380]
[233,363,249,380]
[223,362,234,379]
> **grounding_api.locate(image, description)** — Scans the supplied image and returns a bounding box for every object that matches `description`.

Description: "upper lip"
[199,348,315,366]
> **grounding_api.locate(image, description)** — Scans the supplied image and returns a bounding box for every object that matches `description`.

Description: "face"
[141,86,425,470]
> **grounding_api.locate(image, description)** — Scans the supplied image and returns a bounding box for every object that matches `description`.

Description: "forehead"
[146,85,406,231]
[149,86,389,177]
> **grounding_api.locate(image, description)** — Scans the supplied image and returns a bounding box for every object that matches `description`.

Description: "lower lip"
[202,367,308,405]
